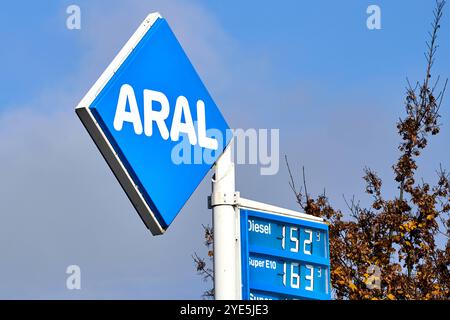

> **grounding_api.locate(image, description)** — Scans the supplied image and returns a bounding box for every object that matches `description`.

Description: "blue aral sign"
[75,13,231,235]
[240,209,331,300]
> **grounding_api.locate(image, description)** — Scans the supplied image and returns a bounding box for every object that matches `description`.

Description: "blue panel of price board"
[240,209,331,300]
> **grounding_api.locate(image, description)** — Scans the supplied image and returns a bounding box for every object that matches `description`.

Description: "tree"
[194,0,449,300]
[193,224,214,299]
[286,0,449,300]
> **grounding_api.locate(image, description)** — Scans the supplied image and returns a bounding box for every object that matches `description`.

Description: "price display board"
[240,209,331,300]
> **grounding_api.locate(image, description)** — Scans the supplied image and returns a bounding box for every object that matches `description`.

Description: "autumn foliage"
[287,1,449,300]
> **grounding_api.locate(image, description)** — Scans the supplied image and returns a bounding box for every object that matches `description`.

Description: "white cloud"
[0,0,230,299]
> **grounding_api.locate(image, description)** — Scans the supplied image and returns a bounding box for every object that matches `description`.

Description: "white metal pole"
[212,143,238,300]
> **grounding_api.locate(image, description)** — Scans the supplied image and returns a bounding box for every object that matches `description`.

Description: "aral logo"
[75,13,231,235]
[113,84,218,150]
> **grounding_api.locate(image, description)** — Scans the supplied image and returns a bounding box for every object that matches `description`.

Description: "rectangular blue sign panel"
[240,209,331,300]
[76,13,231,235]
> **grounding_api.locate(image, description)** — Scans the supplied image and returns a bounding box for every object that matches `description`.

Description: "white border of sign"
[75,12,165,235]
[238,197,324,223]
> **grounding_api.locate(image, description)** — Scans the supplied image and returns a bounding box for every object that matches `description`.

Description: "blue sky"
[0,0,449,299]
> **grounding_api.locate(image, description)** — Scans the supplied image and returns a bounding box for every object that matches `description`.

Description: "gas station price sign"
[240,209,331,300]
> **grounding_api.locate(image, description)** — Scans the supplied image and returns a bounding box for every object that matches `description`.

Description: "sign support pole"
[212,143,239,300]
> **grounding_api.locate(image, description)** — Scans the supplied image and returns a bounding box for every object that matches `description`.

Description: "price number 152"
[281,226,320,255]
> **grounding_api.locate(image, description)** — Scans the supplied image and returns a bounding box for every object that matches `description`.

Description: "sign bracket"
[208,191,240,208]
